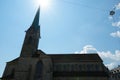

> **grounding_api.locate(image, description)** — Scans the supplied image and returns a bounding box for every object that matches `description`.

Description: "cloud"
[76,45,120,70]
[115,3,120,10]
[105,62,118,70]
[80,45,97,53]
[112,22,120,28]
[109,3,120,38]
[98,50,120,61]
[110,31,120,38]
[98,50,120,70]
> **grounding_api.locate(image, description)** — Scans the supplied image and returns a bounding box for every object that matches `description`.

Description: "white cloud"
[105,62,117,70]
[76,45,120,70]
[98,50,120,61]
[115,3,120,10]
[112,22,120,28]
[110,31,120,38]
[98,50,120,70]
[80,45,97,53]
[109,3,120,38]
[74,51,80,54]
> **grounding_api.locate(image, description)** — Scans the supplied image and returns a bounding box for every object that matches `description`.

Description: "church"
[1,7,109,80]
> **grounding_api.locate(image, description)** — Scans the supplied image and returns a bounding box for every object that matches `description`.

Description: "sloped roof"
[7,57,19,64]
[47,54,102,63]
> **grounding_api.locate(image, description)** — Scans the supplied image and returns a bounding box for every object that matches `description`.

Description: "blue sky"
[0,0,120,76]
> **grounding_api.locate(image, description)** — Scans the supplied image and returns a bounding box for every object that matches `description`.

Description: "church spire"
[31,6,40,28]
[20,7,40,57]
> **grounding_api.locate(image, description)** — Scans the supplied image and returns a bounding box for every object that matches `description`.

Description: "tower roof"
[31,6,40,29]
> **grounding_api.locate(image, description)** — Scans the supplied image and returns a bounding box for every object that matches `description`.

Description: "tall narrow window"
[11,69,15,78]
[35,61,43,80]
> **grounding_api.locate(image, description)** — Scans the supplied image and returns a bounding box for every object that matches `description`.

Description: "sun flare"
[36,0,50,9]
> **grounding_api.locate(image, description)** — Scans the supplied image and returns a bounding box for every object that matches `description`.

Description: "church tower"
[20,7,40,57]
[1,7,53,80]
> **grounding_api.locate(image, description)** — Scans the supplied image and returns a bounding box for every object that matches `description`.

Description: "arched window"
[34,61,43,80]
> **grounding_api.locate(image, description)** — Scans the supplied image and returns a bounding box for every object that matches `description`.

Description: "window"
[95,64,99,71]
[86,64,91,71]
[71,64,74,71]
[63,64,67,71]
[34,61,43,80]
[11,69,15,78]
[79,65,82,71]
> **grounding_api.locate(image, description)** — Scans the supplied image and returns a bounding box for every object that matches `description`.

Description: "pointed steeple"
[20,6,41,57]
[31,6,40,28]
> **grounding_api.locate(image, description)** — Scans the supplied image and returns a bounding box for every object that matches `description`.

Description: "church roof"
[47,54,103,63]
[7,58,19,64]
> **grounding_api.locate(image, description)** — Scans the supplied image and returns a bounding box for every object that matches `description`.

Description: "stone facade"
[110,65,120,80]
[1,7,109,80]
[2,50,52,80]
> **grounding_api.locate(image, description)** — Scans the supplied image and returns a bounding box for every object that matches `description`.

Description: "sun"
[36,0,50,9]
